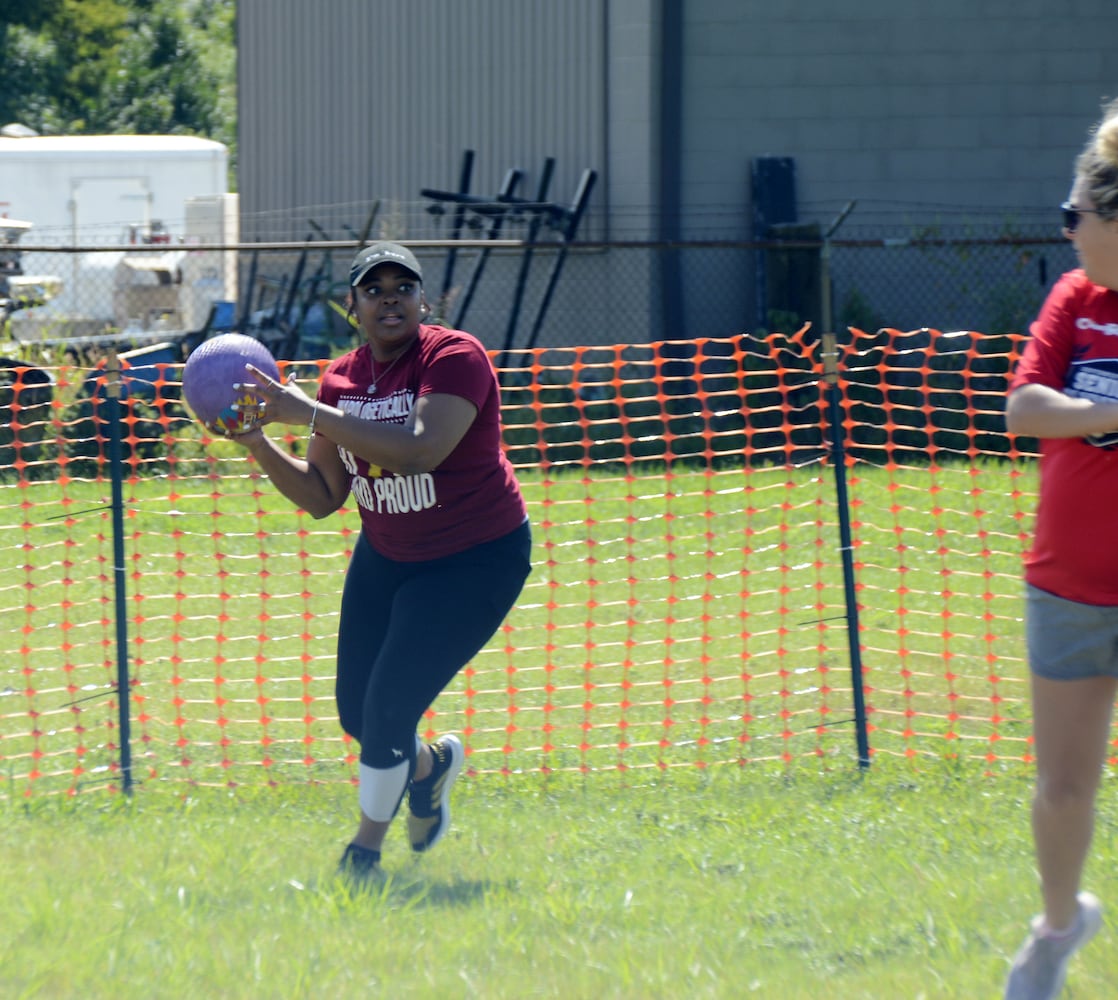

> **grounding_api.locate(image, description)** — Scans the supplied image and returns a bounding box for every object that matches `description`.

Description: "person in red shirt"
[1004,100,1118,998]
[233,242,531,880]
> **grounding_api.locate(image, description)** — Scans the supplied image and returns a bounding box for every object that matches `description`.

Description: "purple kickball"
[182,333,280,435]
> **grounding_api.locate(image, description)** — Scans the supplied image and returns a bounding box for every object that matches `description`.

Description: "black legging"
[335,520,531,769]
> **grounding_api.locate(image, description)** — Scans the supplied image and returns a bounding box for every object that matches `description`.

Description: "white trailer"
[0,134,232,330]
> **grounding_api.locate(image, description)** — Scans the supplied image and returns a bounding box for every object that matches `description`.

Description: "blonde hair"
[1077,97,1118,219]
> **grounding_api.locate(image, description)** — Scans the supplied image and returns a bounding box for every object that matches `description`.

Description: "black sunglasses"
[1061,201,1102,233]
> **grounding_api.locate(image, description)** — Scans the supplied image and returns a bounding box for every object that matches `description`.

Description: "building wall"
[236,0,1117,344]
[675,0,1118,335]
[680,0,1116,232]
[238,0,640,348]
[238,0,612,243]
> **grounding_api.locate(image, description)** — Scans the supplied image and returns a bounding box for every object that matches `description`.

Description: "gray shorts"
[1026,583,1118,680]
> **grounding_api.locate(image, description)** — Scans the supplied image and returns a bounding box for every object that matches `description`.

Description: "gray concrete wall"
[679,0,1116,233]
[675,0,1117,335]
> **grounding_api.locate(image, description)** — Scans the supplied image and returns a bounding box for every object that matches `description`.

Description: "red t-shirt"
[317,325,527,561]
[1010,268,1118,603]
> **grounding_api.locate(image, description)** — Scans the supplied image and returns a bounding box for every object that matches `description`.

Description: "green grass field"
[2,457,1115,997]
[2,763,1117,998]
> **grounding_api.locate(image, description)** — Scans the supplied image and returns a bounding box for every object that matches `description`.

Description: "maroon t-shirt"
[317,325,526,561]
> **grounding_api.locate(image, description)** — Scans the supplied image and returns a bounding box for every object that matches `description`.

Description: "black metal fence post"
[104,349,134,793]
[821,332,871,768]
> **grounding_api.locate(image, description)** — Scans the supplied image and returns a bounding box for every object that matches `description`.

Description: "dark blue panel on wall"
[751,156,797,237]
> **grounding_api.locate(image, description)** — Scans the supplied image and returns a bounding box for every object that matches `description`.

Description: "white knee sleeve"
[358,759,411,822]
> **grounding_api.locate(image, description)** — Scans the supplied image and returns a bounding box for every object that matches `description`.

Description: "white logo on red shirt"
[1076,317,1118,336]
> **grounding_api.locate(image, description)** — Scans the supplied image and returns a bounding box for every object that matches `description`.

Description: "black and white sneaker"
[406,734,464,852]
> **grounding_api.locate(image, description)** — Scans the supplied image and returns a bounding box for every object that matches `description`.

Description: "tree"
[39,0,131,133]
[104,4,220,136]
[0,0,66,127]
[0,0,235,171]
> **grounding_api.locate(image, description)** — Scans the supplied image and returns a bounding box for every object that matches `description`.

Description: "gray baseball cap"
[349,241,423,286]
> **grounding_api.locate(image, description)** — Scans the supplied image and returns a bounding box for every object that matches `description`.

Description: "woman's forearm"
[1006,382,1118,439]
[241,431,345,518]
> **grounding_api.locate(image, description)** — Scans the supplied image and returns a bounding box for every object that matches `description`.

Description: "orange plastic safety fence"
[0,332,1052,797]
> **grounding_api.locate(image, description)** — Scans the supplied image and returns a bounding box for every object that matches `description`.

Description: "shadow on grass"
[392,875,504,908]
[296,870,514,910]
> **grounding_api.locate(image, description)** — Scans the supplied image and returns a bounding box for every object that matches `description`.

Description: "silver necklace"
[367,345,409,394]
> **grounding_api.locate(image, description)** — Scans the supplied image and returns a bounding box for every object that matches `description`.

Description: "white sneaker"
[1004,892,1102,1000]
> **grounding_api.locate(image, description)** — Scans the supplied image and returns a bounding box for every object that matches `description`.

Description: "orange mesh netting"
[0,330,1050,797]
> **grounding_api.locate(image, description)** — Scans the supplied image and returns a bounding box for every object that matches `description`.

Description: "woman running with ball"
[1004,99,1118,999]
[232,241,531,880]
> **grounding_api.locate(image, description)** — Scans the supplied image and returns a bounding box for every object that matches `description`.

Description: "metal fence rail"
[2,231,1075,367]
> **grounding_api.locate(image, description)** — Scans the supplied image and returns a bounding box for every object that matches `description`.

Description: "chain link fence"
[1,224,1074,368]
